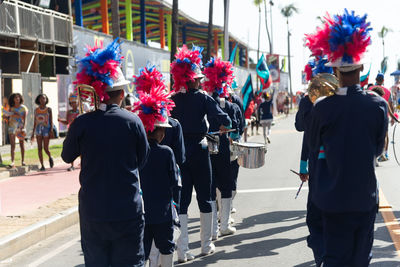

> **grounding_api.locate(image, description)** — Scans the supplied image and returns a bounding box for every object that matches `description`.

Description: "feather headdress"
[203,57,234,97]
[304,57,333,82]
[305,9,372,70]
[133,65,165,94]
[133,85,175,132]
[75,38,127,102]
[170,45,204,92]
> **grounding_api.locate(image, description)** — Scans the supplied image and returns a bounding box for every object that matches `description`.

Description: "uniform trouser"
[80,215,145,267]
[179,144,213,214]
[210,146,232,199]
[306,196,323,267]
[321,207,376,267]
[144,220,175,260]
[230,159,240,191]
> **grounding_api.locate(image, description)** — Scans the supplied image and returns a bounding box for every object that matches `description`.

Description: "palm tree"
[378,26,391,59]
[263,0,272,53]
[170,0,178,63]
[281,4,298,106]
[253,0,262,91]
[206,0,214,62]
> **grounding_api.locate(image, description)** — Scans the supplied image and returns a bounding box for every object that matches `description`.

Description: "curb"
[0,158,65,180]
[0,206,79,261]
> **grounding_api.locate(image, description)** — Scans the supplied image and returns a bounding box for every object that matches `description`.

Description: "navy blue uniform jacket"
[171,89,231,155]
[308,85,388,212]
[162,117,186,166]
[61,104,150,221]
[295,96,313,163]
[140,141,179,224]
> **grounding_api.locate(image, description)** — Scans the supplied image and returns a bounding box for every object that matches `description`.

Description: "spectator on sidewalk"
[2,96,10,144]
[31,94,54,171]
[58,93,80,171]
[7,93,27,168]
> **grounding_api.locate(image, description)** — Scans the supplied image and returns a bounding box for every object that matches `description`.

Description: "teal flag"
[241,75,253,112]
[229,43,239,64]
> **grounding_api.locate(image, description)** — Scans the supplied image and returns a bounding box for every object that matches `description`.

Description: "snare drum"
[206,134,220,154]
[234,142,267,169]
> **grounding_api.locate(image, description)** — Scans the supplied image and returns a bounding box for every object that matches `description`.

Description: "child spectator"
[58,93,80,171]
[7,93,28,168]
[31,94,54,171]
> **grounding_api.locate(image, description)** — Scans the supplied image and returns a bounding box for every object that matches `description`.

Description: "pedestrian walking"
[7,93,27,168]
[134,83,179,267]
[170,45,231,262]
[31,94,54,171]
[58,93,79,171]
[307,10,388,266]
[258,93,274,144]
[62,39,150,267]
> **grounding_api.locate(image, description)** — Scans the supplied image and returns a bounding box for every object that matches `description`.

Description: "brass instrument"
[308,73,339,103]
[76,84,100,114]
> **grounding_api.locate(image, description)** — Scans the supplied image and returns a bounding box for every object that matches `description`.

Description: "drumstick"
[295,181,304,199]
[290,169,303,199]
[208,129,236,135]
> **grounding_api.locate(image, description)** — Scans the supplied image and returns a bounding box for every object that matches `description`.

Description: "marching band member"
[307,10,388,266]
[295,55,334,266]
[62,39,150,266]
[134,65,185,267]
[134,83,179,267]
[227,90,245,213]
[170,45,231,262]
[203,57,239,238]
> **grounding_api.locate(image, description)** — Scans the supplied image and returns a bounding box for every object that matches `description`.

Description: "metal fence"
[0,0,72,44]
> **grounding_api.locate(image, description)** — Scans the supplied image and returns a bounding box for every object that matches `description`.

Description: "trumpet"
[308,73,339,103]
[76,84,100,114]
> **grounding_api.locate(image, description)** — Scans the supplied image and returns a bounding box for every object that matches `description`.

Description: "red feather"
[133,67,165,94]
[203,58,234,97]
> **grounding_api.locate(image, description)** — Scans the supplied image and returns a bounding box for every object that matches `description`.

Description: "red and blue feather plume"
[170,45,203,92]
[74,38,123,102]
[305,10,372,65]
[133,65,165,94]
[203,57,234,97]
[133,85,175,132]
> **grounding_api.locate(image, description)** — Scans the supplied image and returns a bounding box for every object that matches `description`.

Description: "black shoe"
[67,166,75,171]
[49,157,54,168]
[39,166,45,171]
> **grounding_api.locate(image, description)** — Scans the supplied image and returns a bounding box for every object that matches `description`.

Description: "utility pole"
[269,0,274,54]
[111,1,120,39]
[223,0,230,61]
[287,21,293,108]
[206,0,213,63]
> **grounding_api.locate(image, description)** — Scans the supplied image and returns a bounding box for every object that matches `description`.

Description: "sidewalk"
[0,161,80,260]
[0,137,66,179]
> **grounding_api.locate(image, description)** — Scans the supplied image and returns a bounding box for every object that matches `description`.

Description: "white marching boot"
[149,241,160,267]
[211,201,219,241]
[231,190,237,213]
[176,214,195,263]
[200,212,216,256]
[220,198,236,236]
[160,253,173,267]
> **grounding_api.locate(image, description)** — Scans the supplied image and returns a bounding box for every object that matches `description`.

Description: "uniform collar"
[336,84,362,96]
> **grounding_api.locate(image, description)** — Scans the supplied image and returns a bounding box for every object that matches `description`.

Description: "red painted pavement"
[0,163,80,216]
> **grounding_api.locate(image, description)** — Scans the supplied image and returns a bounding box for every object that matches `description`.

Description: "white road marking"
[237,187,308,193]
[192,187,309,195]
[28,236,80,267]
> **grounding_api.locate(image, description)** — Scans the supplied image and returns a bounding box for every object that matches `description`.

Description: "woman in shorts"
[7,93,28,168]
[31,94,54,171]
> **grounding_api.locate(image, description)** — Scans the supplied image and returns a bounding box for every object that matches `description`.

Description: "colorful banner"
[266,54,280,83]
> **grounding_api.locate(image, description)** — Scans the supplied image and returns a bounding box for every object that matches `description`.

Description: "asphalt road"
[2,114,400,267]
